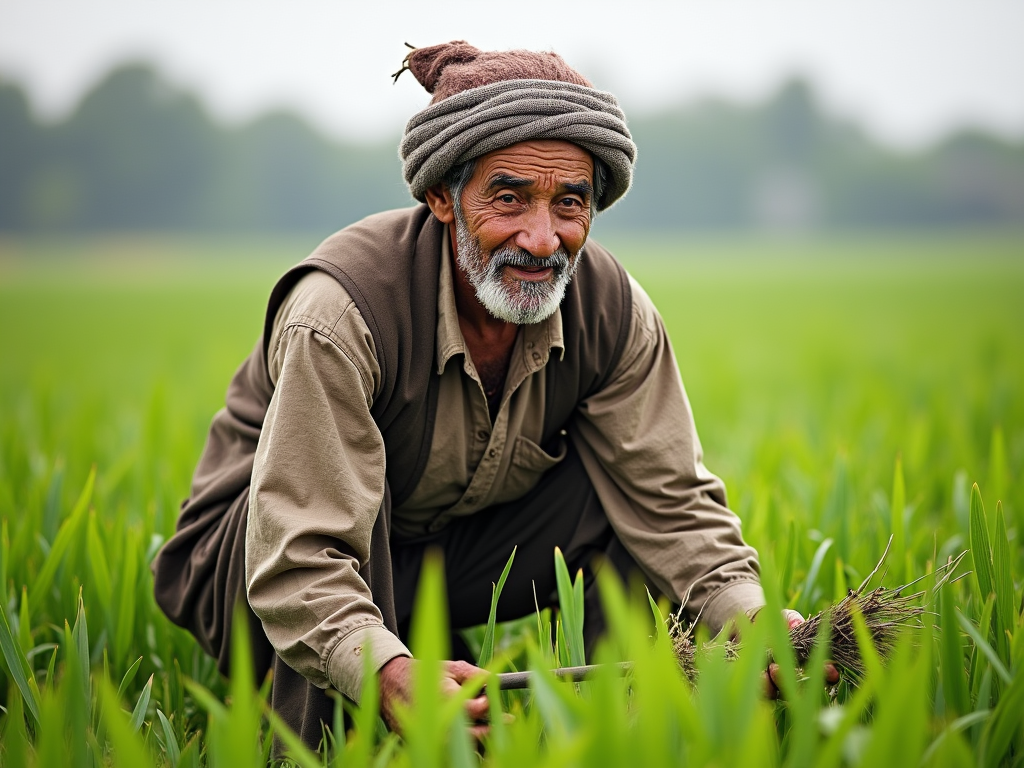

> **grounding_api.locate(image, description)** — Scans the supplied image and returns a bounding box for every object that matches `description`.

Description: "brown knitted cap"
[398,41,636,210]
[405,41,592,103]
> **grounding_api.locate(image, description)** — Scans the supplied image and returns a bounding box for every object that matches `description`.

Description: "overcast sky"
[2,0,1023,149]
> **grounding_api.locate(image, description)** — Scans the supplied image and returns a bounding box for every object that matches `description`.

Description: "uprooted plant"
[669,540,969,684]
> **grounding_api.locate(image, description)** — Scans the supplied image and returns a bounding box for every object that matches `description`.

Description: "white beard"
[453,210,582,325]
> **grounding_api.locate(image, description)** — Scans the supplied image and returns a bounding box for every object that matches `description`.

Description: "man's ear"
[424,184,456,224]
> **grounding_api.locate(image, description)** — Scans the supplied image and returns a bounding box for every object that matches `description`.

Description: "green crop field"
[1,231,1022,766]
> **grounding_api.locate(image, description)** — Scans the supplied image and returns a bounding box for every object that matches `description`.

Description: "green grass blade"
[970,596,997,705]
[647,586,665,643]
[98,678,157,768]
[114,529,140,663]
[553,547,585,667]
[969,483,994,603]
[86,511,113,619]
[758,547,800,699]
[156,709,182,767]
[577,565,585,626]
[0,586,40,726]
[447,709,476,768]
[46,645,58,689]
[890,455,906,584]
[216,604,262,768]
[177,734,202,768]
[921,711,991,763]
[28,465,94,613]
[939,585,970,718]
[860,635,931,767]
[72,592,91,697]
[263,707,322,768]
[479,545,516,667]
[787,613,833,766]
[0,521,8,609]
[17,586,32,656]
[555,619,571,668]
[781,518,798,601]
[130,673,154,732]
[403,550,452,768]
[956,609,1011,686]
[3,681,32,767]
[990,501,1014,664]
[116,656,144,700]
[982,671,1024,767]
[987,426,1007,515]
[799,537,834,616]
[28,466,94,610]
[344,641,381,768]
[183,679,227,720]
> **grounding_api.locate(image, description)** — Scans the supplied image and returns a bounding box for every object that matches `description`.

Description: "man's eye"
[498,194,517,204]
[561,197,583,208]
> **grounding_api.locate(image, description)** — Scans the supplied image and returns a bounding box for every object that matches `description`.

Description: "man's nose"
[514,207,560,257]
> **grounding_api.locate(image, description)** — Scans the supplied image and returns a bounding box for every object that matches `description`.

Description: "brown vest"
[266,204,633,509]
[152,205,631,733]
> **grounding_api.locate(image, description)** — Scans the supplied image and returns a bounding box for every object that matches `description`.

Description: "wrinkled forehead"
[473,140,595,189]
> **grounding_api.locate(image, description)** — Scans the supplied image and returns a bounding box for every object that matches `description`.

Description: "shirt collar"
[436,227,565,374]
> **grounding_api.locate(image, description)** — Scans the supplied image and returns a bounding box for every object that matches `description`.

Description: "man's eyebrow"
[486,174,533,192]
[485,174,594,198]
[563,181,593,198]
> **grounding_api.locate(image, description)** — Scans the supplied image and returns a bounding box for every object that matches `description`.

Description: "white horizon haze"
[2,0,1023,150]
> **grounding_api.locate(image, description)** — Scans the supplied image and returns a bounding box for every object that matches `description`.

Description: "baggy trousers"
[157,440,640,749]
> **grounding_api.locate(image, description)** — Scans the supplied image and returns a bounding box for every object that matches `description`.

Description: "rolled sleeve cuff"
[326,625,412,703]
[699,581,767,637]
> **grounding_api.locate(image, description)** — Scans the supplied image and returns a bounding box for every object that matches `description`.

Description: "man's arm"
[570,275,766,635]
[245,272,411,703]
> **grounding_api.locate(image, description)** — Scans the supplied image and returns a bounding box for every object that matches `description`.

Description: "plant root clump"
[785,584,924,682]
[668,543,967,686]
[668,618,738,685]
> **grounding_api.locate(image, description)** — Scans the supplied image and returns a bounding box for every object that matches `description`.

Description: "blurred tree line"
[2,62,1023,233]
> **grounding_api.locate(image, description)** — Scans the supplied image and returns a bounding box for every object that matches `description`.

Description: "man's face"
[452,140,594,325]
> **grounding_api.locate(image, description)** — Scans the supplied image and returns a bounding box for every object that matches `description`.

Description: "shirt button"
[532,351,542,362]
[488,449,496,459]
[526,341,535,349]
[465,496,476,505]
[477,429,489,442]
[353,645,362,656]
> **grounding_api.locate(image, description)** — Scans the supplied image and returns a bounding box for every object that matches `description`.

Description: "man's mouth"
[505,264,554,282]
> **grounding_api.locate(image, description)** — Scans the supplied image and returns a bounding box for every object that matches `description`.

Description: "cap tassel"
[391,42,417,84]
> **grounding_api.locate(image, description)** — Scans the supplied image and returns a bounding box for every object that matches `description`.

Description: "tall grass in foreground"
[0,236,1021,764]
[0,481,1021,766]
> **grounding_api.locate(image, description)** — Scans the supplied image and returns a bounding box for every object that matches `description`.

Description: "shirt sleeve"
[569,275,765,636]
[245,272,411,703]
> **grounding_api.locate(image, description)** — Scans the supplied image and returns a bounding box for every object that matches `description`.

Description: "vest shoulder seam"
[276,317,377,407]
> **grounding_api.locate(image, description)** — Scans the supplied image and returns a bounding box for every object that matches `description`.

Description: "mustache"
[489,246,571,272]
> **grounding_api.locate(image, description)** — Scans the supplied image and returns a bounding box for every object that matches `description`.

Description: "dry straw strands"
[670,539,969,684]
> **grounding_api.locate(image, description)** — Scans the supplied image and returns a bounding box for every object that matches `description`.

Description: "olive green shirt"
[245,233,765,703]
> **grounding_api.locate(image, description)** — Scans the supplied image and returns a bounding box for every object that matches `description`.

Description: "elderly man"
[153,41,779,745]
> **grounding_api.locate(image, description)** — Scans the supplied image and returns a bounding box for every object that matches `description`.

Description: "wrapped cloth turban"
[398,41,637,211]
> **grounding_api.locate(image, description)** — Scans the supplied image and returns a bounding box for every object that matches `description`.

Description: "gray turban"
[400,79,637,211]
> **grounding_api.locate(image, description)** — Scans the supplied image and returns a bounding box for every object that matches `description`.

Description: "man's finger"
[825,663,840,685]
[762,668,780,700]
[445,660,486,684]
[465,694,489,723]
[782,610,804,630]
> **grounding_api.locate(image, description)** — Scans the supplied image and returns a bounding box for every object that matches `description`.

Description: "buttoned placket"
[426,327,554,532]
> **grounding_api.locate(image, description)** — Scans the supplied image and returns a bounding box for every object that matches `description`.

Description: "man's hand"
[379,656,490,738]
[762,610,841,699]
